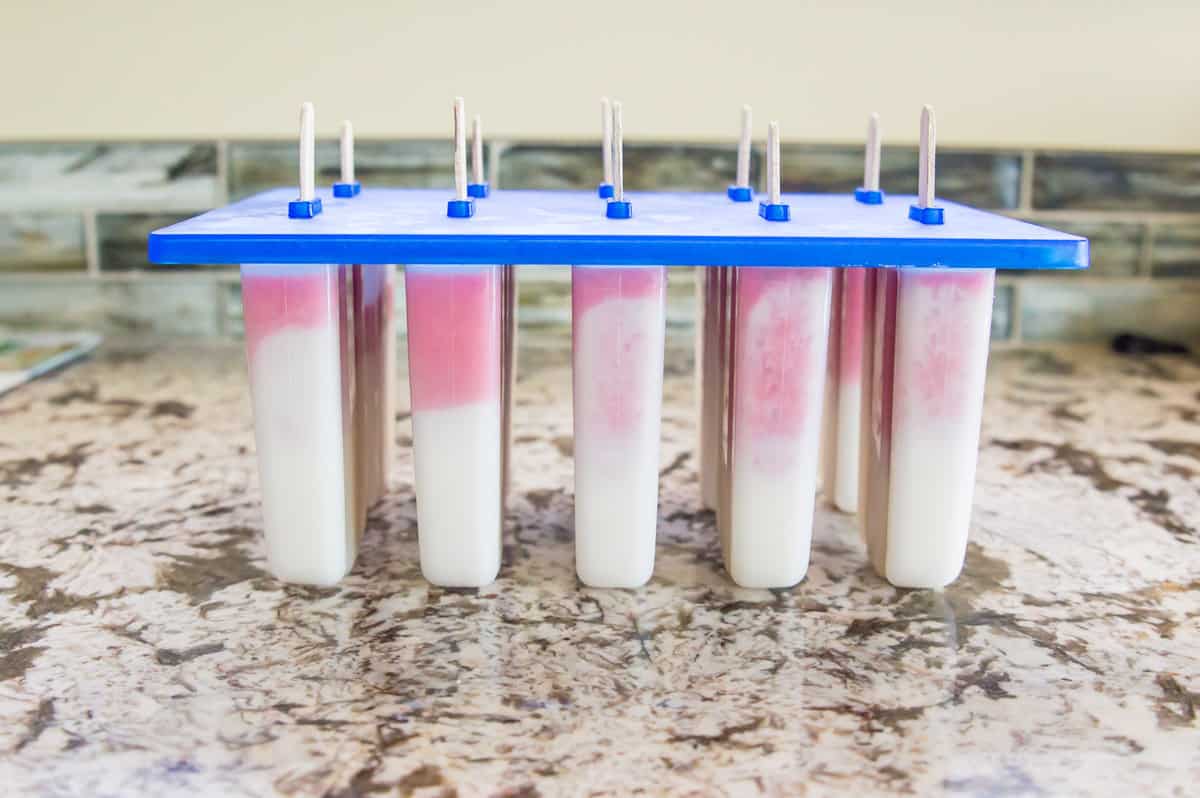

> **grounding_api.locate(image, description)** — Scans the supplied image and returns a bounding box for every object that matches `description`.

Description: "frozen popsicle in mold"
[723,123,833,588]
[404,98,502,587]
[572,265,667,587]
[726,265,832,587]
[406,264,503,586]
[863,107,996,588]
[242,262,361,585]
[572,101,666,587]
[239,103,361,586]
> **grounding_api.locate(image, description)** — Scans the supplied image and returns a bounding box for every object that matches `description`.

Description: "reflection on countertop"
[0,337,1197,796]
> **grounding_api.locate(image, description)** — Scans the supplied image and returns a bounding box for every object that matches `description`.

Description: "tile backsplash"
[1,137,1198,345]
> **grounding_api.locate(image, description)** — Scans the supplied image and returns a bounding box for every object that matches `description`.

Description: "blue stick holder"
[332,182,361,198]
[287,198,323,219]
[468,183,490,198]
[605,200,633,219]
[727,186,753,202]
[758,201,790,222]
[446,198,476,218]
[598,183,614,199]
[909,204,945,225]
[855,188,884,205]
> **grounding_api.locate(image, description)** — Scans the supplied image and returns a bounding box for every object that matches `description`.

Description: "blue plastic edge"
[597,183,614,199]
[727,186,753,202]
[287,198,323,218]
[855,188,884,205]
[758,202,790,222]
[909,204,945,225]
[149,232,1088,270]
[446,198,476,218]
[467,183,490,198]
[605,200,633,219]
[332,182,361,198]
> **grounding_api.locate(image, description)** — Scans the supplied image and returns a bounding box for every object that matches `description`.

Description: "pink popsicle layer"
[732,268,827,447]
[894,269,994,424]
[242,270,336,361]
[405,267,500,413]
[838,268,867,383]
[571,267,666,437]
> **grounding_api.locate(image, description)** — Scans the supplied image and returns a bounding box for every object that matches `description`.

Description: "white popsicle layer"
[411,402,502,586]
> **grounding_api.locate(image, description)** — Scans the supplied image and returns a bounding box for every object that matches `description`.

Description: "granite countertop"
[1,337,1197,796]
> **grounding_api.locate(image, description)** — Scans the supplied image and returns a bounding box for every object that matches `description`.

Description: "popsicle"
[863,106,996,588]
[823,114,882,514]
[405,98,502,587]
[573,101,666,588]
[240,102,361,585]
[723,122,832,588]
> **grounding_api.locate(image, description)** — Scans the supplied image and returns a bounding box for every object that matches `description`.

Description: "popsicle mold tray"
[149,188,1087,590]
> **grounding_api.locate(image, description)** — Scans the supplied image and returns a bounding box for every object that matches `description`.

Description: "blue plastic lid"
[150,188,1088,270]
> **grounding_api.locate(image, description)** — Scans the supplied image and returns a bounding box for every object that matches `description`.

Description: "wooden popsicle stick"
[601,97,613,185]
[864,112,881,192]
[340,120,355,185]
[472,114,484,186]
[736,105,752,187]
[766,121,781,205]
[612,101,625,202]
[917,105,936,209]
[299,102,315,202]
[453,97,467,201]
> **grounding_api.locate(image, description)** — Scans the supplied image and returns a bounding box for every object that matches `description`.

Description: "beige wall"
[3,0,1198,150]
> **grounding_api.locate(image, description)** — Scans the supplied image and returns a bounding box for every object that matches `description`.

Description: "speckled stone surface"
[1,337,1197,796]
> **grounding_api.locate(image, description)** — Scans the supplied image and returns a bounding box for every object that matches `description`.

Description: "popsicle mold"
[724,267,832,588]
[821,267,868,514]
[572,265,667,588]
[878,268,994,587]
[405,264,503,587]
[240,263,360,585]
